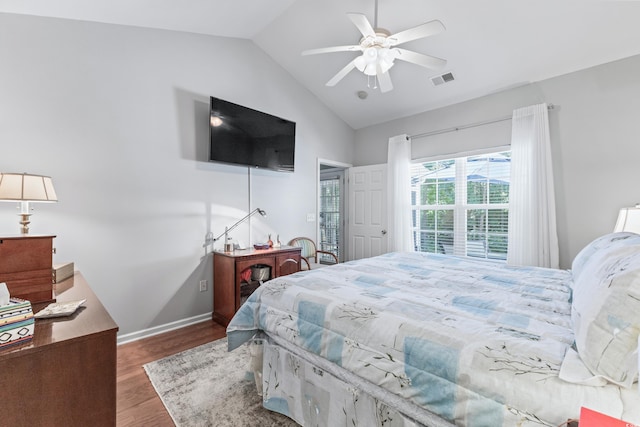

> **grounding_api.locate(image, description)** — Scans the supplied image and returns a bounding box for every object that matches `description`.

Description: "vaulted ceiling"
[2,0,640,129]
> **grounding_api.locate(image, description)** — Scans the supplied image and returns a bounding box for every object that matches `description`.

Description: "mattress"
[227,251,640,426]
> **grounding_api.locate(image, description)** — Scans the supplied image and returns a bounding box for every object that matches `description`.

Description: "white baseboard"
[117,312,213,346]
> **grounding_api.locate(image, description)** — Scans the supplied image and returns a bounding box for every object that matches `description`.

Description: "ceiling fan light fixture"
[355,47,396,75]
[365,47,378,60]
[354,47,379,76]
[302,4,446,92]
[364,63,377,76]
[378,48,398,73]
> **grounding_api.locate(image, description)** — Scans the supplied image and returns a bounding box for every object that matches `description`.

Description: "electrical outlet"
[199,280,208,292]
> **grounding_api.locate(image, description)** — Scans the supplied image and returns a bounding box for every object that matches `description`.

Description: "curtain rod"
[409,103,555,140]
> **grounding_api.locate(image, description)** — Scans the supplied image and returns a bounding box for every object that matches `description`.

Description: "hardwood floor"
[116,320,227,426]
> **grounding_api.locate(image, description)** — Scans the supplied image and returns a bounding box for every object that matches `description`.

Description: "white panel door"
[348,164,387,260]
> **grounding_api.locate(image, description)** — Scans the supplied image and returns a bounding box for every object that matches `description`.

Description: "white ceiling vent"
[430,71,455,86]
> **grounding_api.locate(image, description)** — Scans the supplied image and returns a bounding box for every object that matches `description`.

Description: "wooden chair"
[287,237,339,270]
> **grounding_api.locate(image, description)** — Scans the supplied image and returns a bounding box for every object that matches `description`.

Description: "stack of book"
[0,298,34,349]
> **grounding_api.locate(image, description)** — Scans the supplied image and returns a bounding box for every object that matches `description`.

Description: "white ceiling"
[2,0,640,129]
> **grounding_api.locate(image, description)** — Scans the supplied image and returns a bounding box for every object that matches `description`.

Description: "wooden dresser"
[0,272,119,426]
[213,246,301,326]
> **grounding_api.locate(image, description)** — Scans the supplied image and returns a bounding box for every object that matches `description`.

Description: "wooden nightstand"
[212,246,301,326]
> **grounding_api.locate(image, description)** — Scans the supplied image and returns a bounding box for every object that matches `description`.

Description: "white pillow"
[571,232,640,387]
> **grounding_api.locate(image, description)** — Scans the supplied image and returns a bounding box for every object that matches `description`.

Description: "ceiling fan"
[302,0,447,93]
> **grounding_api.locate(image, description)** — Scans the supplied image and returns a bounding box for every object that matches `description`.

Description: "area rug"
[143,337,298,427]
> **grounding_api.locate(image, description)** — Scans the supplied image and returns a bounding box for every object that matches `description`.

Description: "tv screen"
[208,97,296,172]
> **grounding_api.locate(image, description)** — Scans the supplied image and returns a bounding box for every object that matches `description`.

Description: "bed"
[226,232,640,426]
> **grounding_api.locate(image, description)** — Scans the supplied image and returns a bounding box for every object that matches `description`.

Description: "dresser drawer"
[0,235,55,303]
[0,237,53,273]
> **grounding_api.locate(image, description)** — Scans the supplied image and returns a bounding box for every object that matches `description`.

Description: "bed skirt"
[247,334,455,427]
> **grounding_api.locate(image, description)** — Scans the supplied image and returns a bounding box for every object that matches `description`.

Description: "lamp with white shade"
[614,204,640,234]
[0,173,58,234]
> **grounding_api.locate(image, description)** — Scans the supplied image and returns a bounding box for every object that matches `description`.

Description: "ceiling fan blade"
[302,45,362,56]
[326,59,357,87]
[395,48,447,69]
[388,20,446,46]
[377,68,393,93]
[347,13,376,38]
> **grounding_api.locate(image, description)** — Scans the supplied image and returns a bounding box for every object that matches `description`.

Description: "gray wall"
[354,55,640,269]
[0,13,354,336]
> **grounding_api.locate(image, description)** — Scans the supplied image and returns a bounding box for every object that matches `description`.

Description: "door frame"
[317,158,352,262]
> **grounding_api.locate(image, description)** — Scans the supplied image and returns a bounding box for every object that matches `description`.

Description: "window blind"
[410,150,511,260]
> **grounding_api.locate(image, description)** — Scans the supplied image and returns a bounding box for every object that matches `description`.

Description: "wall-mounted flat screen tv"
[208,97,296,172]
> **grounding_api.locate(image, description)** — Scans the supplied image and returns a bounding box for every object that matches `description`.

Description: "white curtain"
[507,103,559,268]
[387,134,413,252]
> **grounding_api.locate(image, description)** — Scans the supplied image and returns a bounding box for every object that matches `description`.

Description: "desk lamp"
[212,208,266,252]
[0,173,58,234]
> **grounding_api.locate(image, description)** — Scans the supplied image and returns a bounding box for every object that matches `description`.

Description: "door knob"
[381,230,387,235]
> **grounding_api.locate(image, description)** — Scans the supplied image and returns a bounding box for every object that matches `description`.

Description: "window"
[410,151,510,260]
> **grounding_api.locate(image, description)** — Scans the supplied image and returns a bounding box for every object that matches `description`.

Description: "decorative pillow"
[570,232,640,387]
[572,232,640,282]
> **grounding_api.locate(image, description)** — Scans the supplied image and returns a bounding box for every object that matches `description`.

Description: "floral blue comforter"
[227,252,640,426]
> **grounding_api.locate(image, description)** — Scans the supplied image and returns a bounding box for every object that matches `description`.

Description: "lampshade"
[0,173,58,202]
[0,173,57,234]
[614,205,640,233]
